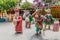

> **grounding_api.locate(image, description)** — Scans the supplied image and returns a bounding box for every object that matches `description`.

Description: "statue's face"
[37,12,41,16]
[47,11,51,14]
[36,10,41,15]
[46,9,51,13]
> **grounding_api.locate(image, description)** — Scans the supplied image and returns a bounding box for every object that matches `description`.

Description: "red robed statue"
[15,16,22,33]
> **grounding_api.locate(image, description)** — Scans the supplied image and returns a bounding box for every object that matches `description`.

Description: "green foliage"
[5,1,16,10]
[43,0,52,3]
[0,0,17,11]
[43,0,46,2]
[54,1,60,5]
[20,2,33,10]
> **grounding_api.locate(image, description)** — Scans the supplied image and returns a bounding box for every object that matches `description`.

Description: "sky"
[22,0,34,3]
[22,0,42,3]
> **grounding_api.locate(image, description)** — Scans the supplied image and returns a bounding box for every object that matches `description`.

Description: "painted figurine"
[15,16,22,33]
[53,20,59,32]
[13,8,19,27]
[32,9,44,35]
[13,8,23,33]
[44,9,55,31]
[25,12,30,28]
[13,14,18,27]
[25,11,33,28]
[29,14,33,24]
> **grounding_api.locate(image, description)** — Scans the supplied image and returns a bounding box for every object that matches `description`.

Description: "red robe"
[15,16,22,32]
[53,21,59,32]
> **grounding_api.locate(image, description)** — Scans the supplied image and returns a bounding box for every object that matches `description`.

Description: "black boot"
[25,25,27,28]
[39,31,41,34]
[29,24,31,28]
[48,26,50,30]
[35,32,38,35]
[26,23,27,28]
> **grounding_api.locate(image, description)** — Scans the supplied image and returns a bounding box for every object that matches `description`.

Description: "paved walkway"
[0,21,60,40]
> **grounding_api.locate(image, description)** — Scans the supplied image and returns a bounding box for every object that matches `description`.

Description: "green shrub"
[0,0,17,11]
[20,2,34,10]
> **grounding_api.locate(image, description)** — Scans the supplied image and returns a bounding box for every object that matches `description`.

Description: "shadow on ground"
[30,34,45,40]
